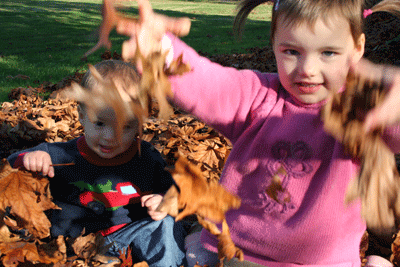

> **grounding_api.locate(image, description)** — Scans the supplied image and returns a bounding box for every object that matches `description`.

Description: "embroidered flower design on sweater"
[254,140,314,214]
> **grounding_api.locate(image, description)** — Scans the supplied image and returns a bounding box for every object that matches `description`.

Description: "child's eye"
[94,121,105,127]
[322,51,337,57]
[283,49,299,56]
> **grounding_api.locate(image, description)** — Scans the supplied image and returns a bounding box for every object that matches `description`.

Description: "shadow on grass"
[0,0,271,101]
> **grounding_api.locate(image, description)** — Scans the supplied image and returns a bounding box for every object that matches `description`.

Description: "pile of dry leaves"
[2,1,400,265]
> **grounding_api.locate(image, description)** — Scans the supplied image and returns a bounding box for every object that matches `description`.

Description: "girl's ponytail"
[234,0,270,39]
[365,0,400,20]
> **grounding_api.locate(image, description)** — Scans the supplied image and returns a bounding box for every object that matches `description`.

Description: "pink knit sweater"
[168,34,400,266]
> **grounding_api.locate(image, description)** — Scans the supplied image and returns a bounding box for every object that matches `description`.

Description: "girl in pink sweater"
[120,0,400,266]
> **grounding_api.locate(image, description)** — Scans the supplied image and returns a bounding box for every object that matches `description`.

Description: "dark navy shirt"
[7,136,173,238]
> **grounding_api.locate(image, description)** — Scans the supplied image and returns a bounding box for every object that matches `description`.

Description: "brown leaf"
[157,155,241,223]
[196,216,243,265]
[321,69,400,234]
[37,235,67,264]
[0,242,41,267]
[81,0,191,121]
[133,261,149,267]
[70,231,115,264]
[0,159,60,239]
[391,229,400,265]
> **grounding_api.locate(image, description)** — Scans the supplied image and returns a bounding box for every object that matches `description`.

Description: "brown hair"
[234,0,400,44]
[81,60,140,92]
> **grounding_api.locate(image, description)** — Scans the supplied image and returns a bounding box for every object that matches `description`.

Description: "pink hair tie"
[363,9,373,18]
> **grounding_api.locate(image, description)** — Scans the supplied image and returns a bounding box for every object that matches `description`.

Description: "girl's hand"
[23,151,54,178]
[141,194,168,221]
[117,0,191,67]
[352,59,400,133]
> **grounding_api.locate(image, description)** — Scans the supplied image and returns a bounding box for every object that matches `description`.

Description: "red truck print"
[77,181,142,214]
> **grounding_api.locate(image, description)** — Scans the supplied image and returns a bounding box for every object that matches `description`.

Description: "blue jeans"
[104,216,187,267]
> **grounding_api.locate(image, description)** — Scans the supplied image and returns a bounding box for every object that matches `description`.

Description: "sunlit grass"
[0,0,272,102]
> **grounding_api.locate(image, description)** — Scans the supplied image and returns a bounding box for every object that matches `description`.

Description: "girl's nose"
[299,56,317,77]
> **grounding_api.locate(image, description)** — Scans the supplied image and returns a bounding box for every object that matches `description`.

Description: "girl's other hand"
[117,0,191,69]
[141,194,168,221]
[351,59,400,133]
[23,151,55,178]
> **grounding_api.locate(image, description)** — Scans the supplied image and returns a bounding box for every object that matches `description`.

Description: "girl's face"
[273,15,365,104]
[79,106,139,159]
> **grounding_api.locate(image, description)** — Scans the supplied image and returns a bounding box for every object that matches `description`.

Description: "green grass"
[0,0,272,102]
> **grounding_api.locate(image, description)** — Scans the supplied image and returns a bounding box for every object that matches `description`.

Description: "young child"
[7,60,187,267]
[119,0,400,266]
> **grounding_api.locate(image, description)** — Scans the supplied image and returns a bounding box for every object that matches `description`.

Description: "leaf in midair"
[0,159,60,240]
[156,155,241,223]
[321,69,400,234]
[81,0,192,121]
[196,215,243,266]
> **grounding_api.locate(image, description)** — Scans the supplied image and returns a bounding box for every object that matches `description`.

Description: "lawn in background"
[0,0,272,102]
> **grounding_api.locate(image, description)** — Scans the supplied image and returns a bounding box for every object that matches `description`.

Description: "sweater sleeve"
[167,34,279,143]
[7,143,51,168]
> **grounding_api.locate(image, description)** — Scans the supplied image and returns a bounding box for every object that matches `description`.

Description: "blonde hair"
[234,0,400,44]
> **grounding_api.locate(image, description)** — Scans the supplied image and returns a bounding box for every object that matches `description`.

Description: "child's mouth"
[296,83,322,94]
[100,145,115,153]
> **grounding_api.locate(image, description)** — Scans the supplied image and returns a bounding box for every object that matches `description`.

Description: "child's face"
[273,15,365,104]
[79,106,139,159]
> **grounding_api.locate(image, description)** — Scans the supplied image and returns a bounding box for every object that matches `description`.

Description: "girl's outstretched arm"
[353,59,400,133]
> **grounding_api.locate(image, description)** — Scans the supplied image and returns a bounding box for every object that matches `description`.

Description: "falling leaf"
[157,155,241,223]
[80,0,192,121]
[196,216,243,266]
[0,159,60,239]
[83,0,191,60]
[321,69,400,234]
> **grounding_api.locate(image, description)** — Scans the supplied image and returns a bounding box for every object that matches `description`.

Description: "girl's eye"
[322,51,336,57]
[283,49,299,56]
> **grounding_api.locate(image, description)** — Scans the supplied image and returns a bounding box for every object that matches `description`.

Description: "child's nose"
[299,56,317,77]
[103,126,116,140]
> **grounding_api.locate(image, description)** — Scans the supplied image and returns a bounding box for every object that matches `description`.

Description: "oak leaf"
[321,69,400,234]
[0,159,60,240]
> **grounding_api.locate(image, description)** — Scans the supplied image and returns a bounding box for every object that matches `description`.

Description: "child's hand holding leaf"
[352,58,400,133]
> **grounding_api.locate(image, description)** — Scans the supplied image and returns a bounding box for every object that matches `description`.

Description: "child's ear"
[352,33,366,64]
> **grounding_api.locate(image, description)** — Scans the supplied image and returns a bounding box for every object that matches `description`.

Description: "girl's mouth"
[296,83,322,94]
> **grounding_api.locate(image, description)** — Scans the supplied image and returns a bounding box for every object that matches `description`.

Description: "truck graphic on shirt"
[71,180,142,214]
